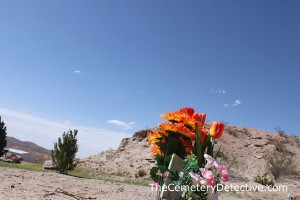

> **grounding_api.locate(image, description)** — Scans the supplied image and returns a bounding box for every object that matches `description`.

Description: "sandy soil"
[1,167,298,200]
[0,167,156,200]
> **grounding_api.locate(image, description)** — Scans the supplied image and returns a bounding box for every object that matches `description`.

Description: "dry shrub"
[264,142,298,180]
[132,129,149,141]
[254,174,274,187]
[137,168,147,177]
[227,127,238,137]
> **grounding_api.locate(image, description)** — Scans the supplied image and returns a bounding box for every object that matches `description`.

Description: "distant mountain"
[6,136,51,163]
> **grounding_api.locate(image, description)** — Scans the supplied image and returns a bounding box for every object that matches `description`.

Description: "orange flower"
[179,107,195,116]
[160,111,182,123]
[200,129,209,144]
[151,144,164,156]
[209,122,225,139]
[180,115,198,130]
[160,122,196,140]
[198,113,206,128]
[161,108,194,123]
[147,130,167,145]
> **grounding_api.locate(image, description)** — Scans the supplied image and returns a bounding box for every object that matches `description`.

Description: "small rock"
[254,144,264,147]
[255,155,263,159]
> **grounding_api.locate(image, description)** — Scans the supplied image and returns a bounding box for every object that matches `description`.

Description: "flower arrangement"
[148,108,228,200]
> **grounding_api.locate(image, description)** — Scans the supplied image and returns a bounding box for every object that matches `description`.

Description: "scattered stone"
[252,136,262,139]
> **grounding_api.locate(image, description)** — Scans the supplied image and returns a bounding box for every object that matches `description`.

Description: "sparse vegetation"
[254,174,274,187]
[227,127,238,137]
[216,150,239,174]
[274,127,285,136]
[137,168,147,177]
[0,161,149,186]
[132,129,149,141]
[267,137,288,153]
[263,140,298,180]
[51,129,79,173]
[0,161,45,171]
[0,117,7,157]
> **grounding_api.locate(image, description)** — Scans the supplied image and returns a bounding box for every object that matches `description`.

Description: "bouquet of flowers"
[148,108,228,200]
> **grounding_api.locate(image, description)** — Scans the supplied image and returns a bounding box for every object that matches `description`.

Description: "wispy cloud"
[111,94,124,101]
[74,70,80,74]
[232,99,241,107]
[0,108,128,158]
[107,119,135,130]
[224,103,229,108]
[22,108,40,116]
[211,88,226,95]
[224,99,242,108]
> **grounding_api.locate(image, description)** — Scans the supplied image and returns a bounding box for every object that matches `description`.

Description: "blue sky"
[0,1,299,157]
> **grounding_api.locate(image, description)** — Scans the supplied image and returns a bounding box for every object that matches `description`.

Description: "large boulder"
[43,160,56,170]
[4,154,21,163]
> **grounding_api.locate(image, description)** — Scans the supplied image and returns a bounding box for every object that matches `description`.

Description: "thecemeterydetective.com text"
[150,183,288,192]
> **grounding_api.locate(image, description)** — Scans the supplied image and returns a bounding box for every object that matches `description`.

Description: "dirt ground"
[0,167,297,200]
[0,167,155,200]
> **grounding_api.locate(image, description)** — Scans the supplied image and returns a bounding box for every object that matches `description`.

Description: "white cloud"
[107,119,135,130]
[232,99,241,107]
[22,108,40,116]
[211,88,226,95]
[74,70,80,74]
[0,108,129,158]
[224,99,242,108]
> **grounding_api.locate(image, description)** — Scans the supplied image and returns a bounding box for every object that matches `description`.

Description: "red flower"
[209,122,225,139]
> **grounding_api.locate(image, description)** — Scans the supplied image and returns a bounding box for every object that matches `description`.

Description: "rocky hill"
[78,126,300,199]
[6,136,51,163]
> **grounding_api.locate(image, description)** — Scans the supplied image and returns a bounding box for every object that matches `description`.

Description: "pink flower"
[189,172,206,186]
[200,168,216,187]
[162,172,168,178]
[218,165,229,182]
[153,182,158,187]
[204,154,219,169]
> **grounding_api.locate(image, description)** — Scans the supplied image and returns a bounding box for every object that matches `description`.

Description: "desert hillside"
[6,136,51,163]
[78,126,300,199]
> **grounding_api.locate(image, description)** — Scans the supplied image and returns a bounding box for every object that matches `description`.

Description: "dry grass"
[137,168,147,177]
[263,139,298,180]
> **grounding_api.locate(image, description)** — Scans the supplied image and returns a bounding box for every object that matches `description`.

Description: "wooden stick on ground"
[55,188,97,200]
[43,190,55,198]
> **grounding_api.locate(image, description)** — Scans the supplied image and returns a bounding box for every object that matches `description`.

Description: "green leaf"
[150,167,160,182]
[195,124,204,167]
[214,145,222,159]
[155,154,164,166]
[158,165,167,173]
[164,155,173,167]
[168,170,180,181]
[207,135,213,157]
